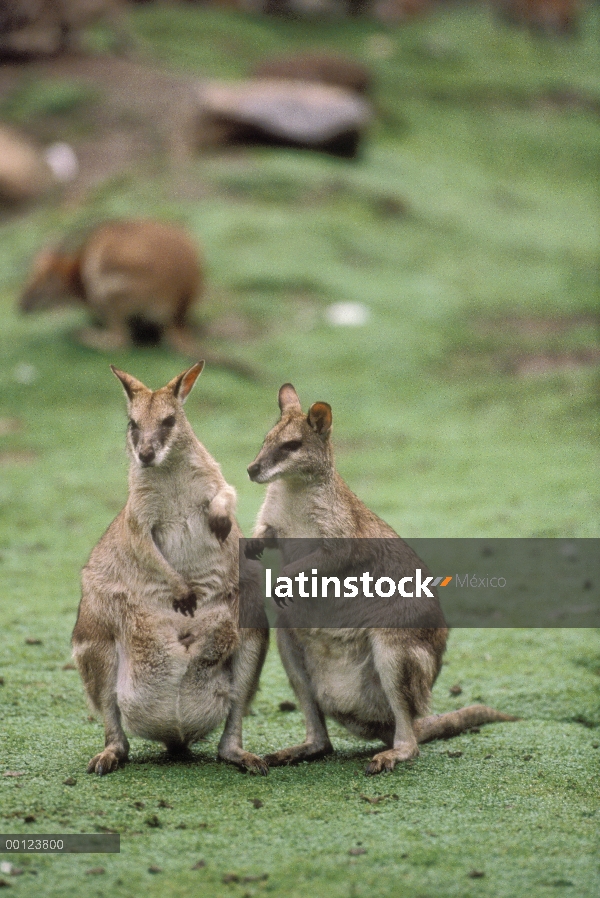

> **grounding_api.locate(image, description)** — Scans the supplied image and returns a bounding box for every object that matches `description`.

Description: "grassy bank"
[0,4,598,896]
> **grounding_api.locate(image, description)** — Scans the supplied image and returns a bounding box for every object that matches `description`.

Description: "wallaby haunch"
[72,362,268,775]
[246,384,516,775]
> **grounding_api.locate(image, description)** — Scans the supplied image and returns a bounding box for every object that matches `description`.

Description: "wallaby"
[20,219,257,379]
[246,384,516,775]
[20,219,202,352]
[72,362,269,775]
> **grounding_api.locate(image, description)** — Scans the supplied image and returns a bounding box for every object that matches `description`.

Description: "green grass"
[0,3,599,896]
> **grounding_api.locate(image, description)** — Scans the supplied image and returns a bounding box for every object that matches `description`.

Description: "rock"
[0,127,53,205]
[252,53,371,96]
[194,80,371,158]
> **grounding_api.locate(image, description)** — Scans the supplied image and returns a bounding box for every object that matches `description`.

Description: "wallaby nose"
[139,448,156,466]
[247,462,261,481]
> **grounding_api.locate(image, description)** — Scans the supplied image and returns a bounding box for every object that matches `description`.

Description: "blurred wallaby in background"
[20,218,258,378]
[20,218,203,352]
[72,362,269,776]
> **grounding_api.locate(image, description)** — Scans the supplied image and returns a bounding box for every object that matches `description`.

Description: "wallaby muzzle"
[138,447,156,466]
[247,461,262,481]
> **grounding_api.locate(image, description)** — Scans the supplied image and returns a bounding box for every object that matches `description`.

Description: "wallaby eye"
[282,440,302,452]
[162,415,176,428]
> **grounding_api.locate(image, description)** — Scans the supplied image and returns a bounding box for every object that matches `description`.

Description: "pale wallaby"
[246,384,516,775]
[20,219,257,379]
[72,362,269,775]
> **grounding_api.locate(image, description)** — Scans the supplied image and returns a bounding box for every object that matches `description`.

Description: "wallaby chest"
[133,470,231,584]
[260,480,338,539]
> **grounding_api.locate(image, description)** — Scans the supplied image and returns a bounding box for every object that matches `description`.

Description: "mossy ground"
[0,4,598,897]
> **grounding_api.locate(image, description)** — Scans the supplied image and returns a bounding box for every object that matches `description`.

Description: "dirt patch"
[0,417,23,436]
[454,313,600,377]
[0,53,201,200]
[0,449,37,466]
[472,314,599,339]
[513,348,600,376]
[426,86,600,117]
[201,311,262,343]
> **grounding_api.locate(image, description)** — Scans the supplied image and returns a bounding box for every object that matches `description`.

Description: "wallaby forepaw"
[244,539,265,560]
[209,514,232,544]
[365,744,419,776]
[87,749,124,776]
[173,590,197,617]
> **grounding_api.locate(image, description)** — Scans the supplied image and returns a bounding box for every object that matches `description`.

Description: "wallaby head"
[247,383,333,484]
[20,247,80,313]
[111,362,204,469]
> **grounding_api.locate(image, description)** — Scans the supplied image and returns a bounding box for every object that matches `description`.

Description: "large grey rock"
[194,79,371,158]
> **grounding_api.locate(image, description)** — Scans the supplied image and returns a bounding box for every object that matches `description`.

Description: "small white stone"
[325,302,370,327]
[44,143,79,182]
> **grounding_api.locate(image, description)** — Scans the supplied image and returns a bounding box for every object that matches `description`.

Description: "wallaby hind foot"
[362,706,518,775]
[365,741,419,776]
[87,742,129,777]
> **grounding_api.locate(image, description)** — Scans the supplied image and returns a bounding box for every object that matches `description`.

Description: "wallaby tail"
[200,351,261,383]
[414,705,519,744]
[165,328,261,381]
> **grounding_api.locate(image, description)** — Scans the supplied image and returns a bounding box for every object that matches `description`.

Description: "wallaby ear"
[278,383,301,414]
[308,402,332,437]
[110,365,147,401]
[168,361,205,403]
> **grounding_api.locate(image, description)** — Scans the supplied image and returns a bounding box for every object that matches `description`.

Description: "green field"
[0,4,598,896]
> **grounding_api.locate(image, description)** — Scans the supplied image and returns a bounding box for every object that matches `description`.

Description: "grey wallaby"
[246,384,516,775]
[72,362,268,775]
